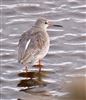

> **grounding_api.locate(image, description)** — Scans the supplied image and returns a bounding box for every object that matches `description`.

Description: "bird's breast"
[36,32,50,60]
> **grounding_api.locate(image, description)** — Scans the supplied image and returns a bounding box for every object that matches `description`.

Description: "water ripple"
[6,18,35,25]
[0,3,40,9]
[70,5,86,9]
[75,65,86,70]
[49,50,86,54]
[1,0,86,100]
[0,38,8,42]
[2,86,20,91]
[64,42,86,45]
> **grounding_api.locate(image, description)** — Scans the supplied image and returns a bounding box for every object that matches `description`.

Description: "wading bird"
[18,17,63,72]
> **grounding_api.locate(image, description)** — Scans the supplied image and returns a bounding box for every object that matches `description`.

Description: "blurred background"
[0,0,86,100]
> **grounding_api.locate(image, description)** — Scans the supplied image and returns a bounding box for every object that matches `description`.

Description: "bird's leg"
[33,60,44,72]
[38,60,43,73]
[38,60,43,66]
[25,65,28,72]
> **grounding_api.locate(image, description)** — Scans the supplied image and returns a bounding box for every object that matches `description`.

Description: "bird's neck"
[33,25,47,32]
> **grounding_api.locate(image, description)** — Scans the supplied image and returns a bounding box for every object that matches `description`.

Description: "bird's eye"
[45,21,48,24]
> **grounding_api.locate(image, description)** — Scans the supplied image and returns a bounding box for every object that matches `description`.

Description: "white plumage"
[25,39,31,51]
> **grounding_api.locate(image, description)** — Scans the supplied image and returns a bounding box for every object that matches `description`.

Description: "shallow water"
[0,0,86,100]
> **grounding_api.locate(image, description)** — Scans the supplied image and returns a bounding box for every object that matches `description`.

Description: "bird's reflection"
[17,70,50,91]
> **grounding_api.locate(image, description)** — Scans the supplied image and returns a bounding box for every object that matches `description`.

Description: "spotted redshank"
[18,17,63,72]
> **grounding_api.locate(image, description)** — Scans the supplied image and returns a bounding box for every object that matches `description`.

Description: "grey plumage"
[18,18,50,66]
[18,17,62,68]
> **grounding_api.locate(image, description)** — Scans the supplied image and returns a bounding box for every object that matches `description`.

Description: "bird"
[18,17,63,72]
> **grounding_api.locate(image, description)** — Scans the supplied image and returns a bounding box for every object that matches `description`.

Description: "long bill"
[53,25,63,27]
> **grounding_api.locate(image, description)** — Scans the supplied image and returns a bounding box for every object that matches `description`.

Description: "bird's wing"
[18,30,46,63]
[18,32,29,63]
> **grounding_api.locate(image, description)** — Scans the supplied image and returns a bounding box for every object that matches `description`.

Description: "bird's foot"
[33,64,43,68]
[33,60,44,67]
[33,64,44,73]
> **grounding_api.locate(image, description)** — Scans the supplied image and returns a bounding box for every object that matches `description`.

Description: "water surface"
[0,0,86,100]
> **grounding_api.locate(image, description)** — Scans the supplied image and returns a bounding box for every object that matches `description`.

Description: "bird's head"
[35,17,63,30]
